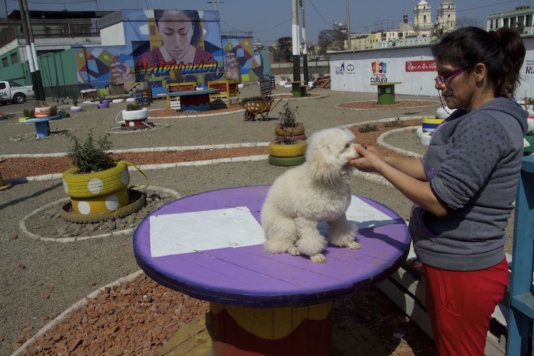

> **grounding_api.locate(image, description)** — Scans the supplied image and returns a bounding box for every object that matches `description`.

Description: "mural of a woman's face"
[158,10,195,63]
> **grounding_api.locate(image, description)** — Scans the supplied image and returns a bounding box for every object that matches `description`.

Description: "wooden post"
[507,155,534,355]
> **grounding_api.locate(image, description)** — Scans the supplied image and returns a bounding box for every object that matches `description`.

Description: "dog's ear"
[309,143,338,183]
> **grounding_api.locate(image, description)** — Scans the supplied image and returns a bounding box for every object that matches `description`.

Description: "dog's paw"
[288,246,301,256]
[347,241,361,250]
[311,253,326,263]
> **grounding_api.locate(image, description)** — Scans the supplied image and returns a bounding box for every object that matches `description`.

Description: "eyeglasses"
[434,67,465,87]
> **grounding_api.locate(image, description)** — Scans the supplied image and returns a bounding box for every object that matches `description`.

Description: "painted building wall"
[221,35,262,83]
[330,36,534,100]
[73,9,226,95]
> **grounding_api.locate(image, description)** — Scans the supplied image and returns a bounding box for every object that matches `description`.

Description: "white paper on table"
[346,196,398,229]
[150,206,265,257]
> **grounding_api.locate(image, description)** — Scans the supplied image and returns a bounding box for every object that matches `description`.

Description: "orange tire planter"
[34,106,51,118]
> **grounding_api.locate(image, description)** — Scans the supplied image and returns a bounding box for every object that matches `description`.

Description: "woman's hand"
[349,144,385,174]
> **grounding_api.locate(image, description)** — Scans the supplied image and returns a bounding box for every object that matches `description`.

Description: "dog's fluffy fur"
[261,127,361,263]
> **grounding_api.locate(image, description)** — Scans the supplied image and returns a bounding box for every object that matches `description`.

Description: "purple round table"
[133,185,409,354]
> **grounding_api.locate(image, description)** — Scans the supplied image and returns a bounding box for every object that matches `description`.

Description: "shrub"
[358,123,379,133]
[279,102,298,128]
[67,130,116,173]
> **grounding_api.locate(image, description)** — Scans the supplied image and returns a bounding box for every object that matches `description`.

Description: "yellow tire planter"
[268,141,307,157]
[62,160,148,217]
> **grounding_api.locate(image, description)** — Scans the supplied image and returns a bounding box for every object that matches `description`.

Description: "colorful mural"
[221,36,262,83]
[71,9,263,96]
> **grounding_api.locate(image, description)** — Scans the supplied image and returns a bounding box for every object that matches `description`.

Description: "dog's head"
[306,127,358,182]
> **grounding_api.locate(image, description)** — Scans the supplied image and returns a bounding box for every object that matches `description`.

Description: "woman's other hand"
[349,144,385,173]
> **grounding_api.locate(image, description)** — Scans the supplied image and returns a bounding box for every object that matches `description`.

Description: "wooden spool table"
[167,88,219,112]
[24,115,61,139]
[133,186,410,355]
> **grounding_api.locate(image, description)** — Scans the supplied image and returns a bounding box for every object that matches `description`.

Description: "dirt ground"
[6,116,437,355]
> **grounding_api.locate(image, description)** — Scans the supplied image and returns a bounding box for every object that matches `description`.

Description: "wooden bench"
[166,88,220,112]
[376,247,512,355]
[166,82,196,110]
[207,79,239,109]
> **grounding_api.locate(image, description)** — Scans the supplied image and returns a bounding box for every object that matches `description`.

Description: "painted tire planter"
[34,106,51,118]
[420,131,432,146]
[268,141,307,157]
[97,102,110,109]
[436,106,455,119]
[62,160,130,216]
[61,188,146,223]
[422,117,444,132]
[70,106,82,113]
[268,154,306,166]
[116,108,149,128]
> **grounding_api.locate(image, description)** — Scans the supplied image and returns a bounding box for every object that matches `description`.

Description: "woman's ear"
[473,63,487,82]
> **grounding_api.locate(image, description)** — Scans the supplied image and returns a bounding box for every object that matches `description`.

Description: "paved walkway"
[0,84,441,354]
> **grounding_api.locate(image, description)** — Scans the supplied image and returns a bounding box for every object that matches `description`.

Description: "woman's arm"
[350,145,449,217]
[383,153,427,181]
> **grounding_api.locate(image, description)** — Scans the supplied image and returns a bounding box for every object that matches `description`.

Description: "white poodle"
[261,127,361,263]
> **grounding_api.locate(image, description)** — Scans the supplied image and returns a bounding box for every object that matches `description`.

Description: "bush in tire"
[269,102,306,166]
[62,131,145,217]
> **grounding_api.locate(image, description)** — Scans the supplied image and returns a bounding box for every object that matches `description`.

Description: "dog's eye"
[344,143,351,149]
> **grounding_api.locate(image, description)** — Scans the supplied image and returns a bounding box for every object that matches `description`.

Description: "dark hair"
[431,26,525,98]
[154,9,202,46]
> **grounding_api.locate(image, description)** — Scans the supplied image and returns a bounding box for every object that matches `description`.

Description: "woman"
[139,9,213,65]
[349,27,527,355]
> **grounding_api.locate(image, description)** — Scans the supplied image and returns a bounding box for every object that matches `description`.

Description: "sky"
[1,0,531,45]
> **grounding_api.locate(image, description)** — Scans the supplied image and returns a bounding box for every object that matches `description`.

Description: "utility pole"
[19,0,45,100]
[300,0,308,86]
[291,0,301,97]
[346,0,351,50]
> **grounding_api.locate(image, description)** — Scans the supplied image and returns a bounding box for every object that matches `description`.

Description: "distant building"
[413,0,433,36]
[346,0,456,51]
[437,0,456,33]
[487,5,534,35]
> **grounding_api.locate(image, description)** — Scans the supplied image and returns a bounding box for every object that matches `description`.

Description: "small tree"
[67,130,116,173]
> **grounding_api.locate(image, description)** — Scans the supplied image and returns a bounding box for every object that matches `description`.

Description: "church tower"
[437,0,456,33]
[414,0,433,35]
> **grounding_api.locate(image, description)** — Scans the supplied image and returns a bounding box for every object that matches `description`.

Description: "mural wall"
[73,9,238,96]
[221,35,263,83]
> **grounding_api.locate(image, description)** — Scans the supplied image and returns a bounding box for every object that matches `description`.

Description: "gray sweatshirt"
[409,97,528,271]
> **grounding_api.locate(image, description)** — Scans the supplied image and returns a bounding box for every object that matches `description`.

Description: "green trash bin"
[373,82,401,105]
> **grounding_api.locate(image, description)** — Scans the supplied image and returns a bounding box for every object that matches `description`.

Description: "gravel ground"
[0,85,448,355]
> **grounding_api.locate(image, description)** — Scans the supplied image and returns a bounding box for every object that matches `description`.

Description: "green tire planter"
[268,141,307,157]
[268,155,306,166]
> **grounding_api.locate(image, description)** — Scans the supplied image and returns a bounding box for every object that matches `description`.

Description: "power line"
[308,0,330,27]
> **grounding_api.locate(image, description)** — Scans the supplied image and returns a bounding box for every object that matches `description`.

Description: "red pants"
[423,258,508,356]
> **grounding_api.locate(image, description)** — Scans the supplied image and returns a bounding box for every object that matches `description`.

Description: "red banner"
[405,60,436,72]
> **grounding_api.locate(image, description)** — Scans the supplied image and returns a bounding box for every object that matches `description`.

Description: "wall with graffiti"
[221,35,263,83]
[73,9,237,96]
